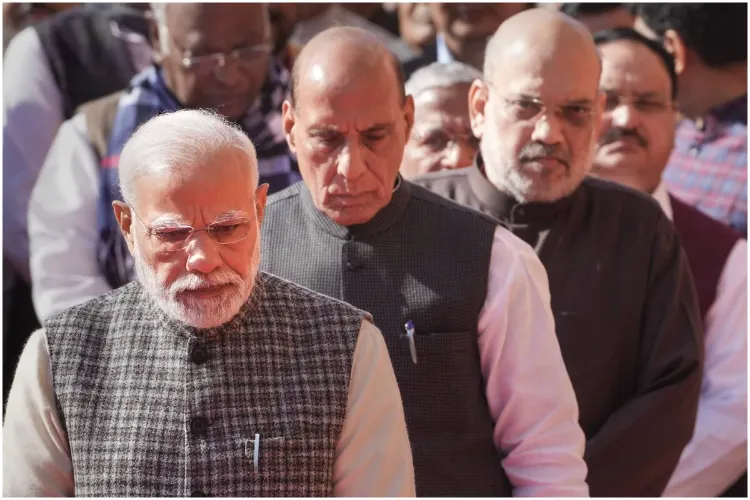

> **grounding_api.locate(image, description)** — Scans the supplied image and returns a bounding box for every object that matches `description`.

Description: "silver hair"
[405,61,483,98]
[118,109,260,207]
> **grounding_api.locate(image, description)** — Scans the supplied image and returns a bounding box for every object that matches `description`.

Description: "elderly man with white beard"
[2,109,415,497]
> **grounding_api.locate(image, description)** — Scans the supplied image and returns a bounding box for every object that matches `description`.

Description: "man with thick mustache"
[3,109,415,497]
[414,9,704,496]
[591,27,747,497]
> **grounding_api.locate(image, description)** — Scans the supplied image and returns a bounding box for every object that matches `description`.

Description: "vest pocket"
[246,436,334,496]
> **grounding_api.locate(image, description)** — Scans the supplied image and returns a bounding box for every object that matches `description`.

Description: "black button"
[190,416,209,436]
[190,344,209,365]
[346,260,359,270]
[191,490,207,497]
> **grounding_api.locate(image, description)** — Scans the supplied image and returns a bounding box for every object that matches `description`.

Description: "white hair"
[405,61,483,98]
[118,108,260,207]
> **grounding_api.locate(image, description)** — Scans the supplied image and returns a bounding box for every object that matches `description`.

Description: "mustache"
[170,269,243,294]
[601,127,648,148]
[519,142,571,167]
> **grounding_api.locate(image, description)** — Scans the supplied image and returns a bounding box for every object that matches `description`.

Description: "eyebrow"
[601,88,667,100]
[148,210,250,228]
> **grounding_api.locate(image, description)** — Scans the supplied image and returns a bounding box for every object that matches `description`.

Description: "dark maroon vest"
[669,194,741,320]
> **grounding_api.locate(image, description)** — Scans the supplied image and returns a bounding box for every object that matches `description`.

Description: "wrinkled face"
[116,149,268,329]
[283,57,414,226]
[398,3,436,50]
[470,43,603,202]
[401,83,478,178]
[153,3,272,121]
[592,40,677,193]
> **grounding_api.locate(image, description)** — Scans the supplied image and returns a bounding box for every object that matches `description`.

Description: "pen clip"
[405,321,418,365]
[253,433,260,473]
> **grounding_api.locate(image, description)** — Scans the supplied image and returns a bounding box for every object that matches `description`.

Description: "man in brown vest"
[590,27,747,497]
[413,9,704,496]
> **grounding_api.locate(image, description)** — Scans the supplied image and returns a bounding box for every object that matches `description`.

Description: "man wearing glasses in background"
[4,109,415,497]
[27,3,299,323]
[414,9,704,496]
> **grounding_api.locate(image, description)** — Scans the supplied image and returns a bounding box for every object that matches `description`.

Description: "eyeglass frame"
[159,24,272,77]
[483,80,600,128]
[126,204,255,252]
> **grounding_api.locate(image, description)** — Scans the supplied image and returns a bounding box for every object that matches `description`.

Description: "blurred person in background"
[27,3,296,325]
[3,2,152,409]
[591,27,747,498]
[403,3,531,78]
[2,2,76,49]
[635,3,747,236]
[559,3,635,34]
[401,61,481,179]
[287,3,416,65]
[396,3,436,54]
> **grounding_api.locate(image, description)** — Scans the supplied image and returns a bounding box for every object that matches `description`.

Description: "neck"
[683,62,747,119]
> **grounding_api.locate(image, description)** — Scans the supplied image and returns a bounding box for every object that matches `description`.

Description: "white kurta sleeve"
[477,226,589,497]
[3,328,74,496]
[28,113,113,321]
[332,319,416,497]
[664,239,748,496]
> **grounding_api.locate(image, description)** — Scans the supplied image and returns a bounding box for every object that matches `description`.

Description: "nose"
[611,103,640,129]
[214,58,245,87]
[336,140,366,180]
[530,111,564,146]
[184,232,222,275]
[441,140,475,170]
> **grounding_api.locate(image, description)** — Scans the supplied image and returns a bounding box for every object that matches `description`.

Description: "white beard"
[133,232,261,330]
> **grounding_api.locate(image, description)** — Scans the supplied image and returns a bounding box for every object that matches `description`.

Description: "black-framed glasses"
[129,206,254,252]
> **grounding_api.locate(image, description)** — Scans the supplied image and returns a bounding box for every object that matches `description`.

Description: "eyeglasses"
[129,206,254,252]
[164,28,271,78]
[485,82,597,128]
[603,93,674,115]
[501,96,596,128]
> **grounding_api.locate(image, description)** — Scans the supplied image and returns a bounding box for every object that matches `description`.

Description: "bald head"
[289,27,405,108]
[484,8,600,81]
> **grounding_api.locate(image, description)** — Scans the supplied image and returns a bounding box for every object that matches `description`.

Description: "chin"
[325,206,378,227]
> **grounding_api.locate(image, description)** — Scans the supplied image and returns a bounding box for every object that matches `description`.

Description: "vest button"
[190,344,209,365]
[190,416,209,436]
[191,490,208,497]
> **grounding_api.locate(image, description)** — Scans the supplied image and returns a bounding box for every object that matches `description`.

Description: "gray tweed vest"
[45,272,368,497]
[261,180,512,496]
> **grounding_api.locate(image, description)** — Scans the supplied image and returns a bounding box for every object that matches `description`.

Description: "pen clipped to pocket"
[245,435,285,473]
[404,320,418,365]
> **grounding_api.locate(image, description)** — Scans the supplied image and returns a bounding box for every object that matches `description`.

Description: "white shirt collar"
[436,33,455,64]
[652,181,673,221]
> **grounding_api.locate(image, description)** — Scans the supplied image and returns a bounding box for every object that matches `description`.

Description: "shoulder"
[44,281,144,330]
[671,194,742,242]
[407,180,499,227]
[580,177,668,226]
[266,182,304,208]
[258,272,371,322]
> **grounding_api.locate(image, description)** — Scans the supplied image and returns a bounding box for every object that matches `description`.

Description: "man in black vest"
[260,26,589,497]
[413,9,704,497]
[590,27,747,497]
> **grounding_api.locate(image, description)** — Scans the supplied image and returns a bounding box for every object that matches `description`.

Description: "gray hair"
[405,61,483,98]
[118,109,259,207]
